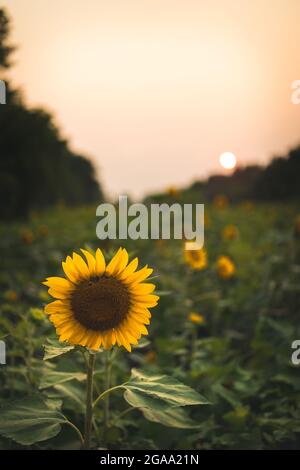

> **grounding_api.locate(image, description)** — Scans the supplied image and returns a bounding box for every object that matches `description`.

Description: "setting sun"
[219,152,237,170]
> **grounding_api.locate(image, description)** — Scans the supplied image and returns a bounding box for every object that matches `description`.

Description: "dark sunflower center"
[71,277,130,331]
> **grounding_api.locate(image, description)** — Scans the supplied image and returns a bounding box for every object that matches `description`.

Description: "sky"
[3,0,300,198]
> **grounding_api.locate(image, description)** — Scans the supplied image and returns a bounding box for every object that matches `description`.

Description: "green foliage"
[1,201,300,449]
[0,396,66,445]
[43,338,75,361]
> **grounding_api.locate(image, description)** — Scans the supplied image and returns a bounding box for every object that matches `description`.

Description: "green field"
[1,201,300,450]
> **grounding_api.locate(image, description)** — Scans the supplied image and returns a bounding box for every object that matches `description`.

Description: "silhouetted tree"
[0,8,104,219]
[0,9,14,69]
[254,147,300,201]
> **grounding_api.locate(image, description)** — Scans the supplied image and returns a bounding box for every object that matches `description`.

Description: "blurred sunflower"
[216,255,235,279]
[213,194,229,210]
[188,312,205,325]
[242,200,254,212]
[184,247,207,270]
[4,290,18,302]
[167,186,180,197]
[145,350,157,364]
[20,228,34,245]
[204,212,211,227]
[43,247,159,352]
[222,224,239,241]
[38,225,49,238]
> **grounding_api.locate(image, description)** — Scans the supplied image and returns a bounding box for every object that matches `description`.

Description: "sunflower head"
[43,247,159,352]
[216,255,235,279]
[184,247,207,270]
[222,224,239,241]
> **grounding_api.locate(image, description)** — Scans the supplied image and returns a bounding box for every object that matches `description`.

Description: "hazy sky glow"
[3,0,300,198]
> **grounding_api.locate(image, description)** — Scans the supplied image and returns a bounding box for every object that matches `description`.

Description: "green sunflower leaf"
[124,369,210,408]
[43,338,74,361]
[39,369,86,389]
[0,396,66,445]
[123,389,201,428]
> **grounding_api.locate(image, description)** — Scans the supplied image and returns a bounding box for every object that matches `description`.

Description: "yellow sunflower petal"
[131,283,156,295]
[117,257,139,280]
[125,317,148,336]
[122,329,139,345]
[125,266,153,286]
[101,331,113,349]
[43,277,74,290]
[72,252,90,279]
[105,248,123,276]
[48,288,71,300]
[81,249,97,277]
[95,248,106,276]
[44,300,69,314]
[115,248,129,275]
[62,256,80,283]
[129,312,151,325]
[129,306,152,317]
[131,294,160,303]
[115,329,132,352]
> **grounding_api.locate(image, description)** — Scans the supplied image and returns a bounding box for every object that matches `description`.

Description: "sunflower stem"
[93,384,126,408]
[104,349,112,429]
[84,352,95,450]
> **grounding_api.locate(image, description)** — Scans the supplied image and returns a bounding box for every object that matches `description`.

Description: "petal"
[72,252,90,279]
[106,248,123,276]
[129,312,151,325]
[131,294,160,303]
[122,328,138,345]
[95,248,106,276]
[43,277,74,290]
[48,288,71,300]
[44,300,69,314]
[125,266,153,286]
[115,329,132,352]
[131,283,156,295]
[117,257,139,280]
[81,249,97,277]
[101,331,113,349]
[115,249,129,275]
[62,256,80,283]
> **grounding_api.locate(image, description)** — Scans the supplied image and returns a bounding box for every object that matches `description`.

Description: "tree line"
[0,9,104,219]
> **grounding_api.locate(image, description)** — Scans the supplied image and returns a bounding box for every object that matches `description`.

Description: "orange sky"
[3,0,300,198]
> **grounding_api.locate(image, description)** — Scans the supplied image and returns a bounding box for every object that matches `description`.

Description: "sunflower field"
[1,198,300,450]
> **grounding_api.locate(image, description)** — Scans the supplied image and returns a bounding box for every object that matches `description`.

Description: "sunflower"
[184,247,207,270]
[188,312,205,325]
[213,194,229,210]
[222,224,239,241]
[216,255,235,279]
[43,247,159,352]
